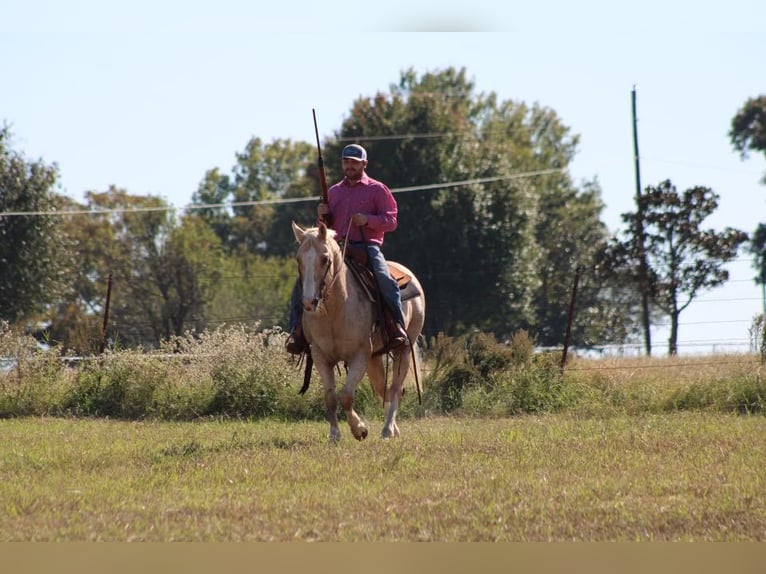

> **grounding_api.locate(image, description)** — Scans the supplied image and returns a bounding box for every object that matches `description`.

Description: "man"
[286,143,409,354]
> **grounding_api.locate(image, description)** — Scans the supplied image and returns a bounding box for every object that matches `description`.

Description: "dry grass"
[1,413,764,541]
[566,353,760,385]
[563,353,764,415]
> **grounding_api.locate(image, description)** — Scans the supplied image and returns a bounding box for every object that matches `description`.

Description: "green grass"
[2,326,765,541]
[1,414,764,541]
[2,325,765,420]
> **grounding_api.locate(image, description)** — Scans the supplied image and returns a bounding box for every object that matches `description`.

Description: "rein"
[340,218,353,261]
[312,219,354,310]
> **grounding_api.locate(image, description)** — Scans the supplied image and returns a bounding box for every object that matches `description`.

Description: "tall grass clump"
[565,353,765,416]
[4,318,764,422]
[664,366,765,414]
[421,330,577,416]
[66,350,176,418]
[0,322,74,417]
[64,326,326,420]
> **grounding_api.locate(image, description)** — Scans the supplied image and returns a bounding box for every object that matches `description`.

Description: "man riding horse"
[286,143,409,355]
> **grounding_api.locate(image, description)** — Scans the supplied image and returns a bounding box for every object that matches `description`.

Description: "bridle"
[311,251,334,310]
[303,220,353,311]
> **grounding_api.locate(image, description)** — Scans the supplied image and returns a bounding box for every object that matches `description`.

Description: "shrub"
[158,326,317,420]
[64,326,318,420]
[422,331,575,416]
[2,321,764,422]
[65,353,168,418]
[492,352,577,415]
[0,323,73,417]
[664,372,765,414]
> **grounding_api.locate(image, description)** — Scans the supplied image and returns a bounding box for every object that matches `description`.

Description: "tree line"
[2,68,763,356]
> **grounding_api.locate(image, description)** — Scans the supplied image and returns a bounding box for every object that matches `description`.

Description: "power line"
[0,168,565,217]
[641,156,765,176]
[337,132,465,142]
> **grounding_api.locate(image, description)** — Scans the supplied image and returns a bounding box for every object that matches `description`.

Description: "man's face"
[342,158,366,181]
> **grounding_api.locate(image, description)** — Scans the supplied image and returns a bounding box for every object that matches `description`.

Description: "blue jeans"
[289,242,405,330]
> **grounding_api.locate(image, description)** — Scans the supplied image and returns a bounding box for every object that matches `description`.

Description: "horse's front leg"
[338,355,370,441]
[314,360,341,442]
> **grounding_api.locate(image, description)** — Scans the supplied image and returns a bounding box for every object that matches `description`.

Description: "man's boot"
[388,322,409,350]
[285,324,308,355]
[383,310,408,351]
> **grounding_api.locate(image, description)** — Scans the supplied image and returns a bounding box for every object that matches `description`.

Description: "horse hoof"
[381,425,400,439]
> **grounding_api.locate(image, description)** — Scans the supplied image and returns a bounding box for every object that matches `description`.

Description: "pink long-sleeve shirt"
[326,173,398,245]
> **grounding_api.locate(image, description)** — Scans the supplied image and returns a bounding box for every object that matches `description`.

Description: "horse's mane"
[300,223,343,268]
[303,224,338,242]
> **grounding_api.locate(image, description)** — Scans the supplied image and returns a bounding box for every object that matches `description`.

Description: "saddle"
[342,243,421,303]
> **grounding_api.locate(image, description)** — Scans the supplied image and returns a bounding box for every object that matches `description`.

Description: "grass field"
[2,326,765,542]
[1,413,764,541]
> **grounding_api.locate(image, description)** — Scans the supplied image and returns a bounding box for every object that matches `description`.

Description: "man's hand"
[351,213,368,226]
[317,202,331,222]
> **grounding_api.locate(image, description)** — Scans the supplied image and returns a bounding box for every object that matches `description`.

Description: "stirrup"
[285,327,308,355]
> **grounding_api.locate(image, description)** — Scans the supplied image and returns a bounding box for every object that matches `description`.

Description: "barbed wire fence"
[1,155,764,368]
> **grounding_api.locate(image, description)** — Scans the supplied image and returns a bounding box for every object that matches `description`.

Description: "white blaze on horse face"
[301,244,321,312]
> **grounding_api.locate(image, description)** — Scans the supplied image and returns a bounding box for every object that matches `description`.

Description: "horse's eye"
[320,255,329,266]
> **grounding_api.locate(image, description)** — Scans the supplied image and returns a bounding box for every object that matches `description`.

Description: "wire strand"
[0,169,565,217]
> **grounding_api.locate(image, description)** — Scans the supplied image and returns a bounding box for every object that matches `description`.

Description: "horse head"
[292,221,341,314]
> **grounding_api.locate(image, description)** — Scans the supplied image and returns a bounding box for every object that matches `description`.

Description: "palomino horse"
[292,221,426,441]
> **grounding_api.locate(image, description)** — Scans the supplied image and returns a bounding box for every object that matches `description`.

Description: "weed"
[1,323,764,421]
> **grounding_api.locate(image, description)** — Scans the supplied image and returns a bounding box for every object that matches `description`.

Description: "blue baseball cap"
[341,144,367,162]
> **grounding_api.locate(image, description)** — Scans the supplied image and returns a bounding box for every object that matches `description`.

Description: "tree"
[747,224,766,354]
[730,95,766,184]
[154,215,225,339]
[748,224,766,287]
[41,194,109,353]
[610,179,748,355]
[192,137,316,256]
[531,180,634,347]
[113,203,225,346]
[57,188,225,348]
[205,251,295,330]
[318,67,630,345]
[730,96,766,357]
[0,126,71,325]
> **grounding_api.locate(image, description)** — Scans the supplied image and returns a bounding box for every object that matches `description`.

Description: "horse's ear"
[292,221,305,243]
[318,222,327,240]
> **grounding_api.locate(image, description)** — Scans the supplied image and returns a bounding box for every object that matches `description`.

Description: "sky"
[3,0,766,354]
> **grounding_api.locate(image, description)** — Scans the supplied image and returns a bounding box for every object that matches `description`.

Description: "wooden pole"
[560,266,581,373]
[99,273,113,354]
[632,86,652,356]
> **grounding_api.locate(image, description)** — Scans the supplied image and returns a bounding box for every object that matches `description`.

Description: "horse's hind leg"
[366,355,386,404]
[381,351,410,438]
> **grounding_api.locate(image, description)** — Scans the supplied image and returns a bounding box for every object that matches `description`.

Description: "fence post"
[99,273,113,354]
[560,266,582,373]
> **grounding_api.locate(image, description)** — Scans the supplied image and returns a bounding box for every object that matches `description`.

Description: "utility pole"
[632,86,652,356]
